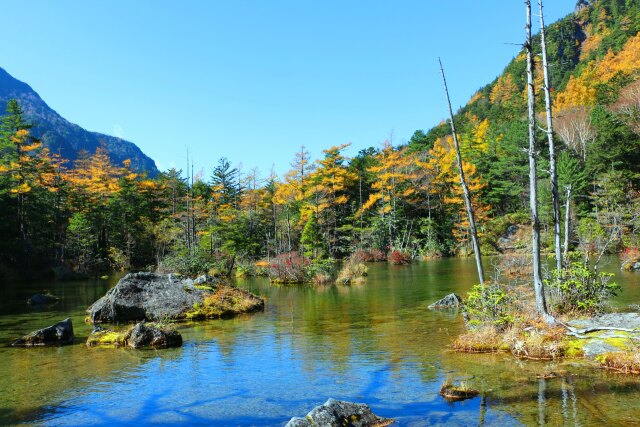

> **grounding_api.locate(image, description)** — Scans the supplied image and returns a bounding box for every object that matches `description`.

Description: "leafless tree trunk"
[526,0,550,320]
[539,0,562,272]
[563,185,572,266]
[439,58,485,286]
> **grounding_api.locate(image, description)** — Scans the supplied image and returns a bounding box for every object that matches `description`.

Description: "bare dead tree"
[539,0,562,272]
[438,58,485,286]
[555,107,596,163]
[563,185,572,266]
[526,0,551,320]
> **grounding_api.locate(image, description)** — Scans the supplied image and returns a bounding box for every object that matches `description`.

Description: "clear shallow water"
[0,257,639,426]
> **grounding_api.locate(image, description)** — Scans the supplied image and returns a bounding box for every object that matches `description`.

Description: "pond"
[0,257,639,426]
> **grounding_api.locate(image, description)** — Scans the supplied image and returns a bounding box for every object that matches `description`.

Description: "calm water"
[1,257,639,426]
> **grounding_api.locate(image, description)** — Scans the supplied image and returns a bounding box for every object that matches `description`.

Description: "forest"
[0,0,638,282]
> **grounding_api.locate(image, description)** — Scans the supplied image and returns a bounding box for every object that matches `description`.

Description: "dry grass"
[498,253,532,280]
[508,328,566,360]
[454,322,567,360]
[453,326,504,353]
[598,351,640,374]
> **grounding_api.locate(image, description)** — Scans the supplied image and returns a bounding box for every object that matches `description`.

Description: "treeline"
[0,0,639,279]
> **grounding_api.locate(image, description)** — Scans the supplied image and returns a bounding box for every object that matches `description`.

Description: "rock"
[12,318,74,346]
[622,258,640,271]
[566,313,640,358]
[86,322,182,349]
[285,399,394,427]
[568,313,640,331]
[429,293,462,309]
[87,272,264,323]
[581,340,623,358]
[194,274,215,285]
[127,322,182,349]
[27,293,59,305]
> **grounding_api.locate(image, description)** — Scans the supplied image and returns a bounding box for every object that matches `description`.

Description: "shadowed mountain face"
[0,66,158,176]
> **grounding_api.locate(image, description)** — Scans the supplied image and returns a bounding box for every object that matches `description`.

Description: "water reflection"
[0,259,638,425]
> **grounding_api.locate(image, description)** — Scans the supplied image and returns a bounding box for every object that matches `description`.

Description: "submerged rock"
[87,272,264,323]
[86,322,182,349]
[27,293,59,305]
[286,399,394,427]
[428,293,462,309]
[12,318,74,347]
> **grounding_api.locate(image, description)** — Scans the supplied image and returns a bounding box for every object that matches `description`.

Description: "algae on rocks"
[86,322,182,349]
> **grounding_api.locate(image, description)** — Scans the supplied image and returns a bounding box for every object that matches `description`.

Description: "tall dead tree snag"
[563,185,572,265]
[438,58,485,286]
[526,0,550,320]
[539,0,562,272]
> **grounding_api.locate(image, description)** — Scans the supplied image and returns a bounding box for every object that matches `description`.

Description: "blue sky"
[0,1,576,178]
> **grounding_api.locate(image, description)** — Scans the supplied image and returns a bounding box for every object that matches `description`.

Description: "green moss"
[563,339,585,358]
[194,284,216,292]
[603,336,634,350]
[86,329,128,348]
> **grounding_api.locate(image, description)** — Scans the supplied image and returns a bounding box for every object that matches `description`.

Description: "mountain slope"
[0,66,158,176]
[410,0,640,216]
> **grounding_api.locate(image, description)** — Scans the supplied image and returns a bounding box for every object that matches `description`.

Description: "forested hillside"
[0,0,638,278]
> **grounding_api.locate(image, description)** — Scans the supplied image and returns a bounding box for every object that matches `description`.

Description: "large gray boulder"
[87,272,206,323]
[12,318,74,346]
[286,399,394,427]
[87,272,264,323]
[428,293,462,309]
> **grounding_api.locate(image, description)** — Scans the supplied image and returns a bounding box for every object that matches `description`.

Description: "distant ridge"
[0,66,158,176]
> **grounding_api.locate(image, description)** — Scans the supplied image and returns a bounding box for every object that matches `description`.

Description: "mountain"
[410,0,640,215]
[0,66,158,176]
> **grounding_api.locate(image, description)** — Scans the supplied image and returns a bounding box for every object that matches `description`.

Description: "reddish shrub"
[388,250,411,265]
[269,252,310,284]
[351,249,387,262]
[369,249,387,262]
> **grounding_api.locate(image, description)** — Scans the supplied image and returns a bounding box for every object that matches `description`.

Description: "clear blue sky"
[0,1,576,178]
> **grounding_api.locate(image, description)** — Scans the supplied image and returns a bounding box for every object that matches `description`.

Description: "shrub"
[268,252,310,284]
[254,260,270,276]
[465,283,515,328]
[351,249,386,262]
[546,261,621,315]
[336,259,368,285]
[235,261,256,278]
[307,258,337,285]
[369,249,386,262]
[496,253,531,281]
[388,250,411,265]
